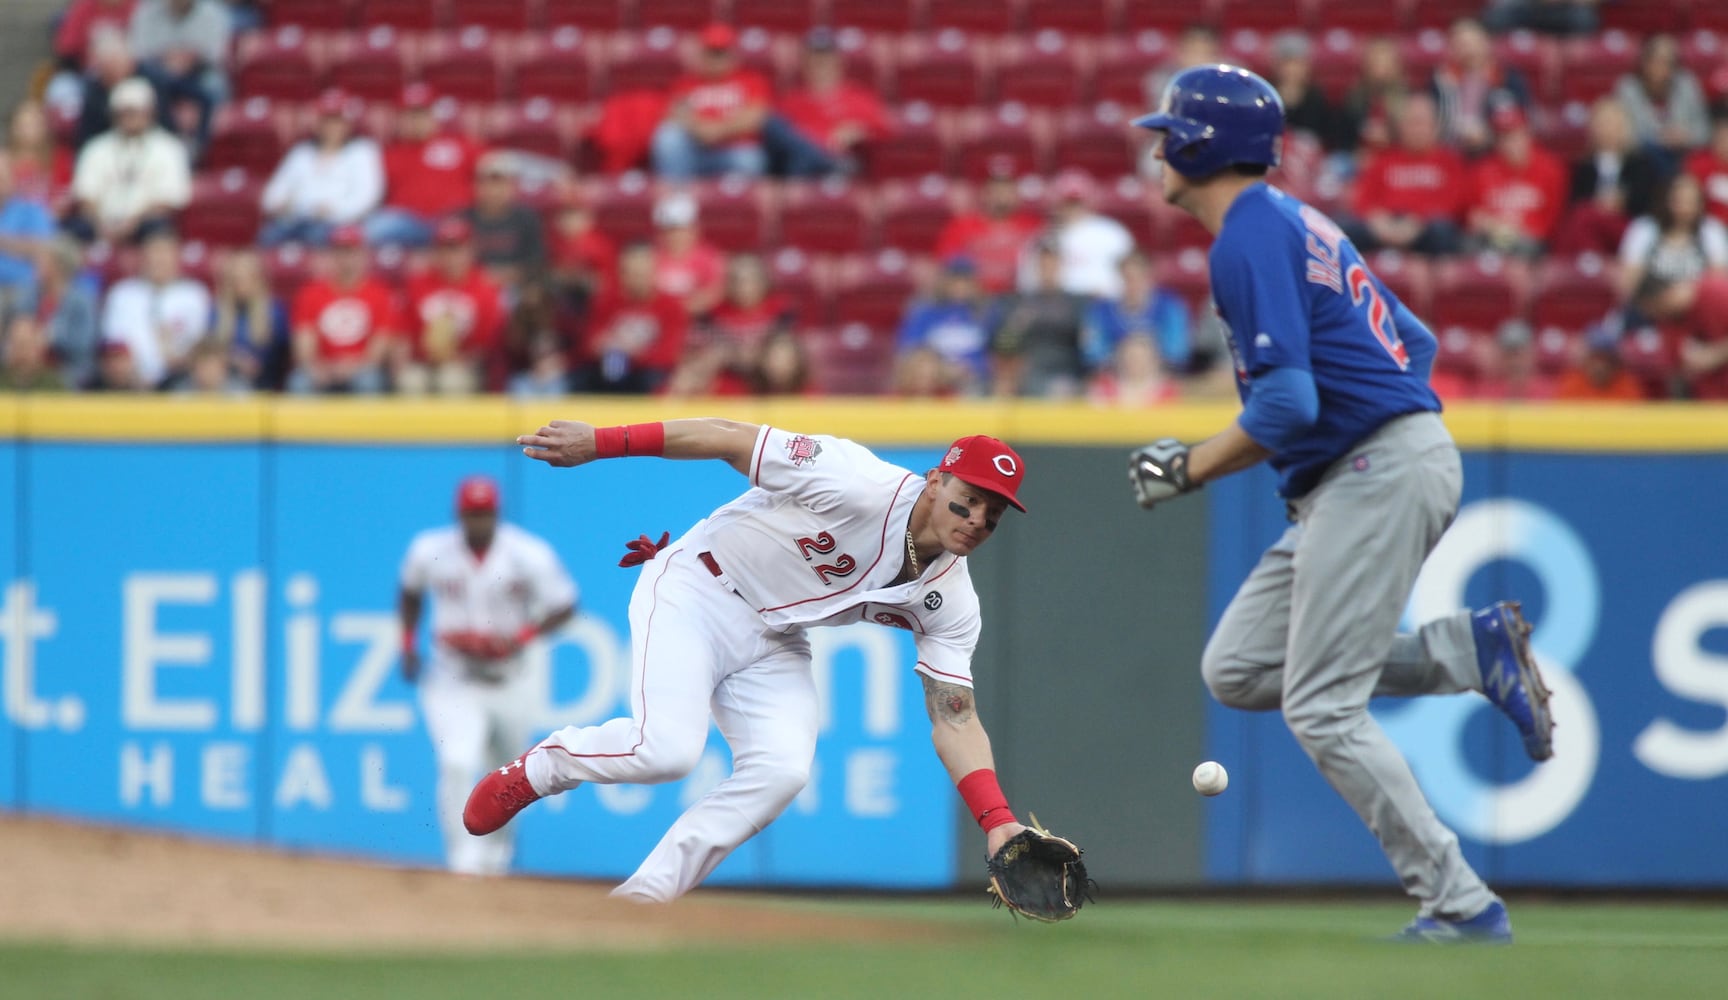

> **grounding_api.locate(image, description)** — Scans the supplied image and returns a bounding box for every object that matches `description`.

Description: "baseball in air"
[1192,761,1229,796]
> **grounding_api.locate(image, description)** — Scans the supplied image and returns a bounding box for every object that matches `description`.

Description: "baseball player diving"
[399,476,577,875]
[462,418,1088,916]
[1125,65,1554,943]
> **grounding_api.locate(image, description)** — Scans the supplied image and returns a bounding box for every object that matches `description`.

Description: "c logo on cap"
[993,454,1018,477]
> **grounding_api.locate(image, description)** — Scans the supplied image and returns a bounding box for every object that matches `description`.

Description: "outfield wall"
[1,398,1724,890]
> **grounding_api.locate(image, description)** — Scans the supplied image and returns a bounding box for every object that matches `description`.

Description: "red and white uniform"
[526,426,1002,901]
[401,522,576,875]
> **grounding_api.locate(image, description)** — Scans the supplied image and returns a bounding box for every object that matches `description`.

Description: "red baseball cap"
[455,475,500,514]
[433,216,472,245]
[700,23,737,50]
[939,435,1027,512]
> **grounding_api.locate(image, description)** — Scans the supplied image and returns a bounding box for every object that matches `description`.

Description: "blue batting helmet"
[1133,64,1285,179]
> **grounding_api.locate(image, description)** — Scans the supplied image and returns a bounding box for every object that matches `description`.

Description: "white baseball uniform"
[524,425,984,901]
[400,522,577,875]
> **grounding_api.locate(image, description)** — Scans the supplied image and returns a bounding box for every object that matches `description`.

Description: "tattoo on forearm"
[923,677,975,726]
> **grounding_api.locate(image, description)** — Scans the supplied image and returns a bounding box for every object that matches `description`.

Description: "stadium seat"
[176,239,218,287]
[1557,31,1639,105]
[1311,0,1407,33]
[732,0,818,32]
[779,180,874,253]
[1532,325,1577,375]
[1051,104,1138,179]
[633,0,717,29]
[1221,28,1273,78]
[264,244,316,301]
[1620,325,1679,387]
[603,31,685,95]
[542,0,630,29]
[1366,250,1432,317]
[1093,32,1171,106]
[1094,176,1158,245]
[993,32,1087,109]
[691,178,774,253]
[827,0,920,32]
[768,248,823,321]
[1119,0,1206,33]
[357,0,447,31]
[261,0,353,30]
[585,172,659,244]
[1153,247,1212,315]
[952,106,1048,181]
[1696,2,1728,33]
[925,0,1021,33]
[486,98,580,158]
[1493,30,1559,103]
[1309,29,1365,102]
[1600,0,1688,35]
[449,0,538,30]
[180,170,264,248]
[805,324,900,395]
[203,98,288,178]
[1428,254,1523,331]
[325,27,411,101]
[1679,30,1724,80]
[233,28,324,103]
[876,176,959,253]
[892,31,987,108]
[1530,254,1619,333]
[1431,325,1480,379]
[1215,0,1311,32]
[1406,0,1484,29]
[1024,0,1112,34]
[827,250,923,330]
[1398,29,1449,83]
[862,103,949,179]
[1531,101,1594,163]
[1151,198,1213,252]
[513,27,598,100]
[420,27,507,102]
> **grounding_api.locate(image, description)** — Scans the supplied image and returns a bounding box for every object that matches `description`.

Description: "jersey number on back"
[1301,205,1409,370]
[795,531,858,586]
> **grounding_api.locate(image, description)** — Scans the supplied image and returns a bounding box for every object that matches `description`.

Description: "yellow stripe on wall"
[5,396,1726,452]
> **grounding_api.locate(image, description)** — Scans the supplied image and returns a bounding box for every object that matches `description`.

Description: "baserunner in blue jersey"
[1125,65,1556,944]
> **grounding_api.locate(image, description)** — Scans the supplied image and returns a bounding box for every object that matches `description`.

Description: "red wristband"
[594,423,666,459]
[957,769,1018,832]
[515,625,538,646]
[401,630,416,654]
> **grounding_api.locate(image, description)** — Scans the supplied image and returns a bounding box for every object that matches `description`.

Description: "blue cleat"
[1473,601,1555,762]
[1392,901,1513,944]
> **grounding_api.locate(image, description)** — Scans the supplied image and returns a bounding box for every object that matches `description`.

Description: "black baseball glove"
[985,816,1094,922]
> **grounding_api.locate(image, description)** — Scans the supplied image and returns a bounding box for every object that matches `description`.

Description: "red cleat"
[463,755,541,835]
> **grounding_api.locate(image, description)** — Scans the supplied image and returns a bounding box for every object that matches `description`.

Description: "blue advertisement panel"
[6,440,956,889]
[18,444,266,840]
[1204,453,1728,887]
[0,441,17,808]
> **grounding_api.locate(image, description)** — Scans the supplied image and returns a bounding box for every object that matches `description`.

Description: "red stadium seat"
[450,0,538,30]
[1557,31,1639,105]
[926,0,1021,33]
[1215,0,1311,32]
[204,98,288,177]
[1398,29,1449,83]
[233,27,324,103]
[1679,30,1725,80]
[181,170,264,248]
[325,27,410,101]
[513,26,597,100]
[420,27,507,101]
[1431,325,1480,379]
[862,103,949,179]
[768,248,823,321]
[603,31,685,95]
[1153,247,1212,315]
[827,250,922,330]
[779,180,874,253]
[993,32,1087,109]
[1493,30,1559,104]
[1365,250,1432,317]
[1311,0,1407,33]
[1120,0,1207,33]
[1051,104,1138,179]
[827,0,920,32]
[1532,325,1577,375]
[1024,0,1112,34]
[262,0,353,30]
[357,0,446,30]
[542,0,629,29]
[1094,176,1158,245]
[633,0,717,29]
[585,172,659,244]
[1221,28,1273,78]
[487,97,580,158]
[1309,29,1364,102]
[691,178,774,253]
[1406,0,1483,30]
[265,244,316,301]
[1620,324,1680,387]
[952,106,1048,182]
[876,176,959,253]
[1696,2,1728,33]
[1428,254,1523,331]
[1531,101,1594,163]
[1530,254,1619,333]
[1093,31,1171,106]
[805,324,899,395]
[1601,0,1688,35]
[892,31,986,108]
[732,0,818,31]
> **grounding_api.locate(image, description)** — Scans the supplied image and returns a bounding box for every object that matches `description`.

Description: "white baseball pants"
[419,657,540,875]
[524,546,818,902]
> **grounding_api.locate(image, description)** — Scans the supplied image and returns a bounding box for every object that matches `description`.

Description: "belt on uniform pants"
[697,550,748,603]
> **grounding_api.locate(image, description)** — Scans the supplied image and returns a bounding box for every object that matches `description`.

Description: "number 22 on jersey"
[1300,205,1409,369]
[795,531,858,586]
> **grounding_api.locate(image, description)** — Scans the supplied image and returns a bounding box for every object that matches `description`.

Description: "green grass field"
[4,898,1725,999]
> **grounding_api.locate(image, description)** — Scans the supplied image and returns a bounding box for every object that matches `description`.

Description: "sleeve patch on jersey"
[784,435,823,467]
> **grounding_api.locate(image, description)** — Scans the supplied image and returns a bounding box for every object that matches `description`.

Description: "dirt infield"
[0,815,928,953]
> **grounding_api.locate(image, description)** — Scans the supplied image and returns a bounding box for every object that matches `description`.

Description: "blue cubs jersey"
[1209,184,1440,497]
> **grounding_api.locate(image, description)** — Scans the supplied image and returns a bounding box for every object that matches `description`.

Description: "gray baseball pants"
[1202,412,1498,920]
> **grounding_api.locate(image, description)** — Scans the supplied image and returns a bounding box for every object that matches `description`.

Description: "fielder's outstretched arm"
[517,418,762,475]
[921,674,1027,856]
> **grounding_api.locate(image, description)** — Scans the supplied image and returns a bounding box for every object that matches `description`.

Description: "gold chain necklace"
[904,530,920,579]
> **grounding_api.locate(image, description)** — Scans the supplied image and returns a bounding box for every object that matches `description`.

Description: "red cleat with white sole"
[463,754,541,835]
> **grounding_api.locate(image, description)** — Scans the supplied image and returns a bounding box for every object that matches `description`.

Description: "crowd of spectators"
[0,1,1725,402]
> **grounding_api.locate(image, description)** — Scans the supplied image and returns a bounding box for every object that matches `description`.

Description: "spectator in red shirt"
[1346,93,1467,256]
[7,101,73,209]
[776,28,890,176]
[652,24,771,181]
[1685,113,1728,227]
[397,217,504,395]
[54,0,137,71]
[575,242,688,394]
[667,252,795,396]
[547,187,614,314]
[287,225,395,393]
[367,84,485,249]
[1679,273,1728,400]
[650,191,725,316]
[1555,324,1647,401]
[933,159,1043,295]
[1466,102,1568,257]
